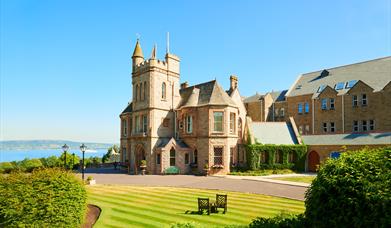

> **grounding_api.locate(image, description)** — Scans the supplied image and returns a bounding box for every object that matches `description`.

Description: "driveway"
[80,169,307,201]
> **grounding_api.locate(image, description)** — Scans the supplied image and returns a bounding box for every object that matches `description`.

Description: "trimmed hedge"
[249,213,306,228]
[0,168,87,227]
[305,147,391,227]
[245,144,307,171]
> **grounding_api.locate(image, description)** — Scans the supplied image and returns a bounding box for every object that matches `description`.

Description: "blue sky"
[1,0,390,143]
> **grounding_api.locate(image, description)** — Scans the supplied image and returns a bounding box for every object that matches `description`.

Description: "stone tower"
[129,39,181,174]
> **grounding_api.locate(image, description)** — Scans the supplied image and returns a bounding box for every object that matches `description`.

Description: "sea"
[0,149,108,162]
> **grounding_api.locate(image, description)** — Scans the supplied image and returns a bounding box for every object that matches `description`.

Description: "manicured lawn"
[272,176,316,184]
[229,169,295,176]
[87,185,304,228]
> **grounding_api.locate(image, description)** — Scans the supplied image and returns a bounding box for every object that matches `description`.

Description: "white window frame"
[330,98,335,110]
[361,94,367,106]
[352,95,358,107]
[213,111,224,132]
[186,115,193,134]
[321,98,328,110]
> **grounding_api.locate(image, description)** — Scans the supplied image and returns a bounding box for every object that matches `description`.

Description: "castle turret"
[132,40,144,70]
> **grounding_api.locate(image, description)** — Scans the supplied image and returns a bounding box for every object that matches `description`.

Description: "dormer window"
[317,85,326,93]
[335,82,345,90]
[320,70,329,77]
[345,80,358,89]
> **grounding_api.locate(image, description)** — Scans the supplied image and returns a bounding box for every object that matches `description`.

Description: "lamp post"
[80,143,87,181]
[62,144,69,170]
[71,153,75,170]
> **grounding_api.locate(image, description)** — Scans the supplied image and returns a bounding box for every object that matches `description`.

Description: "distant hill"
[0,140,115,151]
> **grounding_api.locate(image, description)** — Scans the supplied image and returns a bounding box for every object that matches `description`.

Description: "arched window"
[170,148,175,166]
[143,82,147,101]
[135,84,139,101]
[140,83,143,101]
[162,82,166,99]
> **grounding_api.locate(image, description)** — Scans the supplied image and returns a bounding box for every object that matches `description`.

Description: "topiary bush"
[164,166,180,175]
[0,168,87,227]
[305,147,391,227]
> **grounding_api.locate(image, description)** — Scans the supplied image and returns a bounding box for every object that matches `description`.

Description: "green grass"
[87,185,304,228]
[229,169,295,176]
[272,176,316,184]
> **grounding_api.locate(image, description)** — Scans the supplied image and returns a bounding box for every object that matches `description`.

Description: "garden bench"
[215,194,227,213]
[198,198,210,215]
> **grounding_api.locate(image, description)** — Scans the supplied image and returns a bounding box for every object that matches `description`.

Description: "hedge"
[305,147,391,227]
[249,213,306,228]
[0,168,87,227]
[245,144,307,171]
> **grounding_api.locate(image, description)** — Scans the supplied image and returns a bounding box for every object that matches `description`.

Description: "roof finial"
[136,33,141,41]
[151,44,157,59]
[166,32,170,54]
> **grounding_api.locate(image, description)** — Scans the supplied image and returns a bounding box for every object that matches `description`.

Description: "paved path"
[80,170,308,201]
[221,173,316,187]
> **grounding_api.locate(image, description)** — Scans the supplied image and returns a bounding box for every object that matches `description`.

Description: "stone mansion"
[120,40,247,175]
[120,39,391,174]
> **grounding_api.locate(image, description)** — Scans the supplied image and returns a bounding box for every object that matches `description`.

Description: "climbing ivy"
[245,144,307,171]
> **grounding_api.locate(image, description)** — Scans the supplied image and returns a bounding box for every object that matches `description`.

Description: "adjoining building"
[245,57,391,171]
[120,40,247,175]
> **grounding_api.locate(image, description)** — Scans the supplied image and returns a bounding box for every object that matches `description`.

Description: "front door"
[308,151,320,172]
[135,147,146,174]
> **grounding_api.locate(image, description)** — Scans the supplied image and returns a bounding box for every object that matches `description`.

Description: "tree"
[18,158,43,172]
[102,145,120,163]
[40,156,60,168]
[59,152,80,169]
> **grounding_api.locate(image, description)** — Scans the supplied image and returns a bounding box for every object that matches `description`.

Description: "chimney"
[230,75,238,91]
[181,81,189,89]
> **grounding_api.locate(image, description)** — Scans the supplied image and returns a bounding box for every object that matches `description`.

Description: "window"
[122,119,127,136]
[298,103,303,114]
[143,82,147,101]
[305,125,310,134]
[186,115,193,133]
[122,147,127,162]
[142,115,148,133]
[274,108,279,117]
[335,82,345,90]
[260,151,268,163]
[156,153,161,165]
[163,118,170,127]
[321,98,328,110]
[323,122,328,132]
[213,112,223,132]
[136,84,139,101]
[140,83,143,101]
[330,122,335,132]
[330,98,335,110]
[353,120,359,132]
[280,108,285,117]
[289,152,296,163]
[317,85,326,93]
[330,152,341,159]
[362,120,368,131]
[135,116,140,133]
[162,82,166,99]
[345,80,358,89]
[229,113,235,133]
[361,94,367,106]
[369,120,375,130]
[214,147,223,165]
[170,148,176,166]
[193,150,198,164]
[230,147,234,166]
[185,153,189,164]
[305,102,309,113]
[275,151,283,163]
[352,95,358,107]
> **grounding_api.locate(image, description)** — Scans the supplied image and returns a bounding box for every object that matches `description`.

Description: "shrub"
[164,166,180,175]
[245,144,307,171]
[0,162,14,174]
[40,155,60,168]
[249,213,306,228]
[170,221,200,228]
[0,168,87,227]
[305,147,391,227]
[18,158,43,172]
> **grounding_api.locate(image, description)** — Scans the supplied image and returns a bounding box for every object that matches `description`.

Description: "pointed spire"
[132,39,144,58]
[150,44,157,59]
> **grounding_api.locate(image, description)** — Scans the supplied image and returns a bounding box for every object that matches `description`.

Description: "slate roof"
[121,102,132,114]
[178,80,237,108]
[302,132,391,145]
[267,90,288,102]
[157,138,190,148]
[250,122,298,145]
[243,93,261,103]
[286,56,391,97]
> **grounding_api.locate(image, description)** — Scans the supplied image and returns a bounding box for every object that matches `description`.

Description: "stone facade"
[120,40,246,175]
